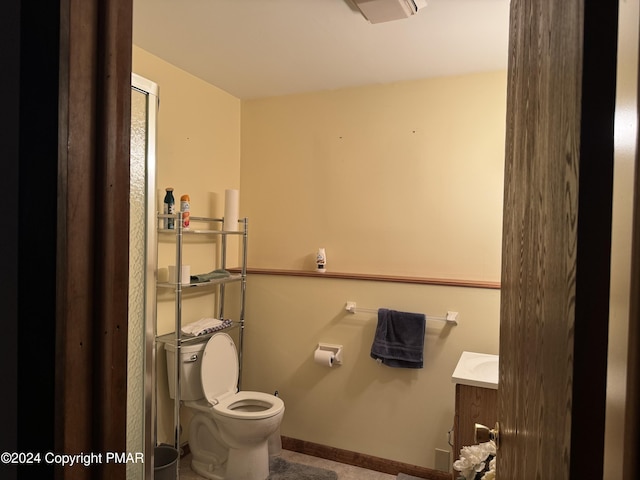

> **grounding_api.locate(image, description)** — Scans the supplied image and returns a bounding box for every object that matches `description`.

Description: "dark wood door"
[498,1,619,478]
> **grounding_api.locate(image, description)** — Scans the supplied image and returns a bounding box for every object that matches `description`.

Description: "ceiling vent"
[351,0,428,24]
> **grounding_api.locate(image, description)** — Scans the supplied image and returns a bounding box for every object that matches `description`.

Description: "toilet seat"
[214,391,284,419]
[201,333,285,420]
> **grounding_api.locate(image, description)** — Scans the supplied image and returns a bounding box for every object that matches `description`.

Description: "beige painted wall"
[235,276,499,468]
[240,72,507,281]
[133,46,242,443]
[237,72,507,470]
[133,46,242,290]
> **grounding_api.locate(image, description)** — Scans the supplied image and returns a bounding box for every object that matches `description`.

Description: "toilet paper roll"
[224,189,239,231]
[314,349,334,367]
[168,265,191,284]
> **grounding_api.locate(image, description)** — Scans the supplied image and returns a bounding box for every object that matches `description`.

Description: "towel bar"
[344,301,458,325]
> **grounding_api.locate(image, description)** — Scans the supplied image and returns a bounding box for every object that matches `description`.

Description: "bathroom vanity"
[451,352,499,473]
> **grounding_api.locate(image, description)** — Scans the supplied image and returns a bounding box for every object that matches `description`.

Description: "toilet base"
[190,442,271,480]
[268,429,282,456]
[190,456,225,480]
[225,442,270,480]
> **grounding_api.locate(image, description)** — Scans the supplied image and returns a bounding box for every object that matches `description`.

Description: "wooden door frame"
[56,0,132,478]
[499,0,620,478]
[623,63,640,476]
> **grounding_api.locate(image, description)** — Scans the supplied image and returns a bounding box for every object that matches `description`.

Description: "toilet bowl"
[165,333,285,480]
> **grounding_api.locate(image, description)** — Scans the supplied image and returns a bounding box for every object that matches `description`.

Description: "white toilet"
[165,333,285,480]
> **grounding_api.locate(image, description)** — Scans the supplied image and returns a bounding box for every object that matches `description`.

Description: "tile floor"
[178,449,396,480]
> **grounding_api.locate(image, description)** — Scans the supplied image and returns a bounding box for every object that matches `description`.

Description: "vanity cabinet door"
[453,384,498,474]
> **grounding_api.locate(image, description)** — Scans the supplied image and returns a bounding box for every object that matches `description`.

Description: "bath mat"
[268,456,338,480]
[397,474,427,480]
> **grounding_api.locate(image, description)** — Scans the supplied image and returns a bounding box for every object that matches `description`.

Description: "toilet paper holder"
[316,343,343,365]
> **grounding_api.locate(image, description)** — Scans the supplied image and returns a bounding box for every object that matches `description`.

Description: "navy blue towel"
[370,308,426,368]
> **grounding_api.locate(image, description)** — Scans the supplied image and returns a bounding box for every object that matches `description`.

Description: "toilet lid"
[200,333,239,405]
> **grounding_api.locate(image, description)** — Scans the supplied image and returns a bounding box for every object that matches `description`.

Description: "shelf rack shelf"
[156,273,243,290]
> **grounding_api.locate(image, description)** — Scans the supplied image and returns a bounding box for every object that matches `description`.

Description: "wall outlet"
[435,448,451,472]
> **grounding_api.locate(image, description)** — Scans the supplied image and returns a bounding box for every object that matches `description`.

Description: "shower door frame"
[131,72,159,480]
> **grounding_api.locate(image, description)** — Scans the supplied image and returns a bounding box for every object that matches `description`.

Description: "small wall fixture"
[350,0,428,24]
[316,343,343,365]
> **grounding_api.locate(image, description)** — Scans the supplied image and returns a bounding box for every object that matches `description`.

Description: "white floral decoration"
[481,457,496,480]
[453,441,496,480]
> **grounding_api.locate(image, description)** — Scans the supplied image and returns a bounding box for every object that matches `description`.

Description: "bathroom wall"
[236,276,499,468]
[238,72,506,469]
[132,46,242,443]
[133,45,242,336]
[240,72,507,281]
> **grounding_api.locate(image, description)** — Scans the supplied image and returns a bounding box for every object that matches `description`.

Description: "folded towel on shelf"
[190,269,231,283]
[370,308,426,368]
[181,317,233,336]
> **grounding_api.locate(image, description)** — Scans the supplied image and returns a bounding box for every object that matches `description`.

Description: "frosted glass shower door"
[129,73,159,480]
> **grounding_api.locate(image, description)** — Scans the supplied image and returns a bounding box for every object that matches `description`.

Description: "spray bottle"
[316,248,327,273]
[180,194,190,229]
[163,187,175,229]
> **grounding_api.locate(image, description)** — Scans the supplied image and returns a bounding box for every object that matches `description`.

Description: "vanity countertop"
[451,351,499,390]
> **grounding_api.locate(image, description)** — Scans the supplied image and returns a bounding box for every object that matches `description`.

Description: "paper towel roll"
[224,189,239,231]
[314,349,334,367]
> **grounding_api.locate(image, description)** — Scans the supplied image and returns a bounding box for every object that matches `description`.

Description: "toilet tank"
[164,339,207,401]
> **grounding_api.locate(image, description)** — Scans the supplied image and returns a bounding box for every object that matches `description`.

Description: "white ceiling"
[132,0,511,100]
